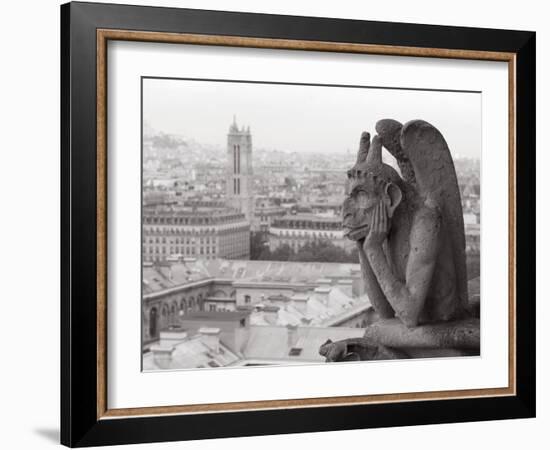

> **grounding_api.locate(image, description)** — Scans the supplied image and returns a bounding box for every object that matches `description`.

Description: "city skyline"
[143,78,482,159]
[142,81,481,371]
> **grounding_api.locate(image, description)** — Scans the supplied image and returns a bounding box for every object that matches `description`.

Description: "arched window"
[170,303,177,325]
[179,298,187,316]
[149,307,158,338]
[161,304,169,329]
[197,293,203,311]
[189,296,195,312]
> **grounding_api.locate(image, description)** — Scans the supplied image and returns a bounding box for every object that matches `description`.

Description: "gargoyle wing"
[376,119,469,310]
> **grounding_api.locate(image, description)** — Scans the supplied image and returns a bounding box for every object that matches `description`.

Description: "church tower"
[226,116,254,222]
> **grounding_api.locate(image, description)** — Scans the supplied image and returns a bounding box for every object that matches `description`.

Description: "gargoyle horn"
[356,131,371,164]
[365,134,382,168]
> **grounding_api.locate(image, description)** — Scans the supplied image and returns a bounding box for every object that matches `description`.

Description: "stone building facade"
[251,198,287,233]
[141,259,368,348]
[142,206,250,262]
[268,213,354,252]
[142,279,212,346]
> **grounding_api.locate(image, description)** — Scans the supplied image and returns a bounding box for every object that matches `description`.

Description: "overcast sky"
[143,78,481,159]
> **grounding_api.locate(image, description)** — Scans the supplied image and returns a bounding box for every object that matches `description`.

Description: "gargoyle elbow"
[398,312,419,328]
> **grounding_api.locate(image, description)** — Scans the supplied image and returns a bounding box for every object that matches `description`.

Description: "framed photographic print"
[60,1,536,447]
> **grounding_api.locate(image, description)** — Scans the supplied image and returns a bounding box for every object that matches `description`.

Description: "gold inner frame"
[96,29,517,420]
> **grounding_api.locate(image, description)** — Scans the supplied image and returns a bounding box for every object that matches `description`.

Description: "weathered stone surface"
[467,277,480,318]
[341,119,469,326]
[319,338,408,362]
[405,347,477,358]
[363,318,480,350]
[323,119,480,362]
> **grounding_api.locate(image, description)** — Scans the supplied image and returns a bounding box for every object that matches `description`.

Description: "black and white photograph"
[0,0,541,447]
[141,78,481,371]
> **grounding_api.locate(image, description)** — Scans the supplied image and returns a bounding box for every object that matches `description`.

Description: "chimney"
[261,305,280,324]
[199,327,221,354]
[286,324,298,347]
[314,286,331,305]
[150,345,174,370]
[338,278,353,287]
[315,278,332,286]
[159,329,187,347]
[234,321,251,353]
[290,293,309,314]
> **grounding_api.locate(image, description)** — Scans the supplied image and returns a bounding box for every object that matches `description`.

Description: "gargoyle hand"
[319,339,348,362]
[364,201,389,250]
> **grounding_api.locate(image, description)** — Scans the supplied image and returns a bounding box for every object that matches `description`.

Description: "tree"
[250,232,268,260]
[251,238,359,264]
[267,244,294,261]
[290,240,358,263]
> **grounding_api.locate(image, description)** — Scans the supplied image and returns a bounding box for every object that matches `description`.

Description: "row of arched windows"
[147,293,205,339]
[142,236,216,244]
[143,216,216,226]
[143,227,217,235]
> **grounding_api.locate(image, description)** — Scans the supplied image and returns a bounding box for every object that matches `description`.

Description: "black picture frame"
[61,1,535,447]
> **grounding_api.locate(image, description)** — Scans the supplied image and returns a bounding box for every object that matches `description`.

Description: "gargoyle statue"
[321,119,477,362]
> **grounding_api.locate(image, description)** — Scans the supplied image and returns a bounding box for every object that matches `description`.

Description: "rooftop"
[142,260,212,294]
[275,213,341,223]
[202,259,360,285]
[143,334,240,371]
[249,285,370,328]
[143,325,366,370]
[243,325,365,362]
[143,258,362,295]
[183,311,250,322]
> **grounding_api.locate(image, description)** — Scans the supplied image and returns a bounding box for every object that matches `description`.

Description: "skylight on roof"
[288,347,302,356]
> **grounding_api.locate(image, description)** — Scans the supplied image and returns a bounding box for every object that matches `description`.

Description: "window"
[244,295,251,304]
[209,304,216,312]
[289,347,302,356]
[149,307,158,337]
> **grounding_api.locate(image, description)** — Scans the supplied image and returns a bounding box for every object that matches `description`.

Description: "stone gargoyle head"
[342,131,404,241]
